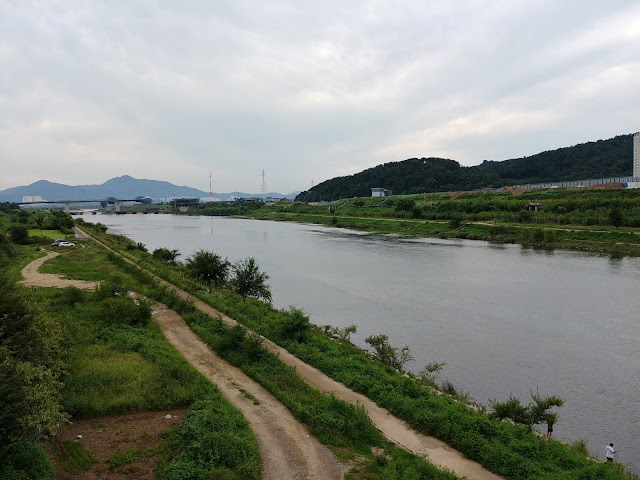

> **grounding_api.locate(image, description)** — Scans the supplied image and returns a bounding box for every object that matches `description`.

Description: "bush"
[365,334,414,371]
[0,442,54,480]
[9,224,29,244]
[99,297,152,327]
[277,307,310,342]
[54,286,85,307]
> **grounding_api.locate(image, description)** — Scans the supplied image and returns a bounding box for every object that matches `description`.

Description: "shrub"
[0,442,54,480]
[54,286,86,307]
[9,224,29,244]
[99,297,152,327]
[365,334,414,371]
[277,307,310,342]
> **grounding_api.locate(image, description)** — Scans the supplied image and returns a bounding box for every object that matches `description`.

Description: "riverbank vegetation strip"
[77,220,639,480]
[209,187,640,256]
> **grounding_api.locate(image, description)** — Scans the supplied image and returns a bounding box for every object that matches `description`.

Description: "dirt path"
[20,246,346,480]
[19,251,100,290]
[77,227,505,480]
[150,299,346,480]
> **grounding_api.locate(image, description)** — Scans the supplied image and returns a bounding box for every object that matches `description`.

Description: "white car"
[52,241,75,247]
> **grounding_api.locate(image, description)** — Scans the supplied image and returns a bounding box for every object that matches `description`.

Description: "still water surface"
[85,214,640,471]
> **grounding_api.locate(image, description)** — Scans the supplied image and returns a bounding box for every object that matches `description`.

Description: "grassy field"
[5,241,261,480]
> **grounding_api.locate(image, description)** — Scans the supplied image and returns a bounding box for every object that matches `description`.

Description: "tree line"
[296,134,633,201]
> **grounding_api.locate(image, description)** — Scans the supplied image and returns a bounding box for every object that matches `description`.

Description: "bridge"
[18,198,145,213]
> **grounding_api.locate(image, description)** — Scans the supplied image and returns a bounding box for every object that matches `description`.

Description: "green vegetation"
[230,257,272,302]
[185,311,460,480]
[152,247,181,264]
[82,221,639,480]
[0,210,261,480]
[233,187,640,256]
[296,134,633,200]
[185,249,230,292]
[50,440,97,475]
[490,391,564,433]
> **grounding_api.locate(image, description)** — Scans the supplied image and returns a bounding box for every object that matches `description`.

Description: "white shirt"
[606,445,615,459]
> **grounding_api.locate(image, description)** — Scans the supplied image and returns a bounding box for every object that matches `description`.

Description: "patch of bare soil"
[45,409,186,480]
[19,250,99,290]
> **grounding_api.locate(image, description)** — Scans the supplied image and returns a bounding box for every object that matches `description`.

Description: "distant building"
[22,195,44,203]
[371,188,392,197]
[634,132,640,178]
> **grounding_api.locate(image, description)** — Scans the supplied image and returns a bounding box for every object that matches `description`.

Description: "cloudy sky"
[1,1,639,194]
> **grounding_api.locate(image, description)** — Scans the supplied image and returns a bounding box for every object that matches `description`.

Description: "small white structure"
[371,187,392,197]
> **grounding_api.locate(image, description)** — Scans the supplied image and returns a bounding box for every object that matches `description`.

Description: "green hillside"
[296,134,633,201]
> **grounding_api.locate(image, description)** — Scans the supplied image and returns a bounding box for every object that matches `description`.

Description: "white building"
[371,187,392,197]
[634,132,640,178]
[22,195,44,203]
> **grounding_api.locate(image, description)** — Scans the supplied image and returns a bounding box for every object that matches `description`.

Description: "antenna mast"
[261,169,267,195]
[209,172,213,203]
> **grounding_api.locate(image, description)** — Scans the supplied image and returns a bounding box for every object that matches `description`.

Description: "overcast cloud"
[1,1,639,193]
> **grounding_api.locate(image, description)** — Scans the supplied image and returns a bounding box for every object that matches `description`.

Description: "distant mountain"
[296,134,634,201]
[0,175,299,203]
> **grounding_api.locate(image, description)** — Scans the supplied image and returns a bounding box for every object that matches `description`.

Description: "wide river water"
[84,213,640,471]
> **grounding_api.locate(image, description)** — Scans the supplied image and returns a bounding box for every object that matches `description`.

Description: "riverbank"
[76,219,640,480]
[244,210,640,256]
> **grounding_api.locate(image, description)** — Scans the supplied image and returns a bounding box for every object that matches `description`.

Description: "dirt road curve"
[19,249,346,480]
[76,227,506,480]
[19,251,99,290]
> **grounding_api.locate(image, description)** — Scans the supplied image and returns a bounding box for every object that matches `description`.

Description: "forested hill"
[296,134,633,201]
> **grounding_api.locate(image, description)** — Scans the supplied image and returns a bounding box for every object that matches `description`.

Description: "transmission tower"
[261,169,267,195]
[209,172,213,203]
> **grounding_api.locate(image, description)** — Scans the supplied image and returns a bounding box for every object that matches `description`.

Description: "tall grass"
[16,243,261,479]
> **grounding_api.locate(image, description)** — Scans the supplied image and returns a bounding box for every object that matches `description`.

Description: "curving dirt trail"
[19,248,346,480]
[76,226,506,480]
[19,250,100,290]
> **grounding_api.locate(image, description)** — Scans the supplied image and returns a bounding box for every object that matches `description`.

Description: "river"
[83,213,640,471]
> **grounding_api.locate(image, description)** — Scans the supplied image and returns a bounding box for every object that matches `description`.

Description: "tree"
[185,250,229,292]
[608,207,623,228]
[364,334,414,371]
[394,198,415,212]
[231,257,272,302]
[9,224,29,245]
[490,390,563,432]
[152,247,181,265]
[0,270,68,446]
[33,214,45,237]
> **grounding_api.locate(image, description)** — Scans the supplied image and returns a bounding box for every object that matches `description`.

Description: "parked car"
[51,240,75,247]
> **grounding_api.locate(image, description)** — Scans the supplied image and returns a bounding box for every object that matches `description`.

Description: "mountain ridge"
[0,175,299,203]
[295,133,635,201]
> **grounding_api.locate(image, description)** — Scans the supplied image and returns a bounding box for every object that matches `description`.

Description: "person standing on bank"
[605,443,616,463]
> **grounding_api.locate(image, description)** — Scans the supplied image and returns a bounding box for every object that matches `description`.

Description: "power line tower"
[209,172,213,204]
[261,169,267,195]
